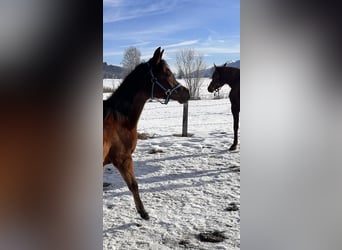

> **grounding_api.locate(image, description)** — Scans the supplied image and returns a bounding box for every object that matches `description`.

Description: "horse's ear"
[160,49,164,59]
[151,47,162,65]
[214,64,217,69]
[223,63,227,67]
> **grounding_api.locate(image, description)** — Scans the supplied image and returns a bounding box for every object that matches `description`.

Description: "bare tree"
[122,47,141,78]
[176,48,206,99]
[177,68,185,79]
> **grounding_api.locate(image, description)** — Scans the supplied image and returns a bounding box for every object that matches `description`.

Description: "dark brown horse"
[208,63,240,151]
[103,47,190,220]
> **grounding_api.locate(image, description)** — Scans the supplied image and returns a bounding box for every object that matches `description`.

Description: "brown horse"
[103,47,190,220]
[208,63,240,151]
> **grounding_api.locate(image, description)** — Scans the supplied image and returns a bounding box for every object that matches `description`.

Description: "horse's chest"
[103,117,138,157]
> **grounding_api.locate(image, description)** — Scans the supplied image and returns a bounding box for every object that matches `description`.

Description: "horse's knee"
[128,179,139,193]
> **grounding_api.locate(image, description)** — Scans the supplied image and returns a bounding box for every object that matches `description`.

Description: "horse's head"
[147,47,190,104]
[207,63,227,93]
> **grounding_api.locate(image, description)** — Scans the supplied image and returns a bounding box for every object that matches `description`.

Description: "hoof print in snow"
[107,204,114,209]
[103,182,112,191]
[198,230,227,243]
[138,133,150,140]
[179,239,190,246]
[148,148,164,154]
[225,202,239,211]
[105,167,112,173]
[229,165,240,173]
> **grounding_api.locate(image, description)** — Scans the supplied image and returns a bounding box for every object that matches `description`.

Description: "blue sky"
[103,0,240,71]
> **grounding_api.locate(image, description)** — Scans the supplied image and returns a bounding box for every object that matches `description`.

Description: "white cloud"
[103,0,179,23]
[163,40,199,49]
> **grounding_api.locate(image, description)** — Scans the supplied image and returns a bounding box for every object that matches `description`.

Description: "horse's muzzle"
[208,84,215,93]
[173,85,190,103]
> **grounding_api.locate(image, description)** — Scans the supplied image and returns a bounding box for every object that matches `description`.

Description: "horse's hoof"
[139,211,150,220]
[229,145,237,151]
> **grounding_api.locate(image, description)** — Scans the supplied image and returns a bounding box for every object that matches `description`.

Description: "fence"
[137,98,232,137]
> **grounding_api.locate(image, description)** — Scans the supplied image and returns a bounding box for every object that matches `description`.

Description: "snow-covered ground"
[103,79,240,249]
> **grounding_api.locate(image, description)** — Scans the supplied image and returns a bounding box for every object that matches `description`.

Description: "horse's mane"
[215,66,240,81]
[103,59,171,120]
[216,65,239,72]
[103,62,148,119]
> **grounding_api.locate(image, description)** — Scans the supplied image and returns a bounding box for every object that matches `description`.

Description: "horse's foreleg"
[103,132,111,164]
[229,107,239,151]
[117,157,149,220]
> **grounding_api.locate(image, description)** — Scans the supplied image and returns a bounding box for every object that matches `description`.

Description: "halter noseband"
[147,63,181,105]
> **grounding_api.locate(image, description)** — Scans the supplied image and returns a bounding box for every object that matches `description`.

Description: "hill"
[103,60,240,79]
[202,60,240,77]
[103,62,124,79]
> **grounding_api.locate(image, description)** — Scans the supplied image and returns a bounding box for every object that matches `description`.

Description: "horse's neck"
[106,79,149,129]
[223,69,240,89]
[129,94,149,128]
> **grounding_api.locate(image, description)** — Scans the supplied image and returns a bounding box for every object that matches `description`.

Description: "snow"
[103,78,231,100]
[103,78,240,249]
